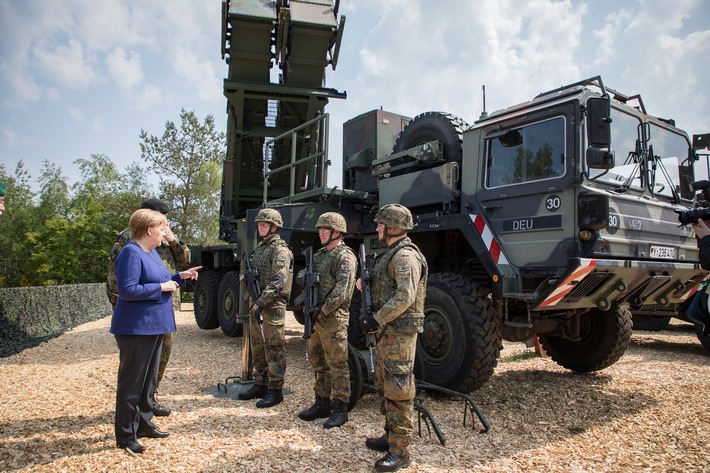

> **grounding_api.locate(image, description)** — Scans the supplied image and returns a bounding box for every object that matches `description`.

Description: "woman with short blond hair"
[110,208,201,454]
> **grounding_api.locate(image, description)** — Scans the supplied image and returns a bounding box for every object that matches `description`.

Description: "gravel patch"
[0,306,708,472]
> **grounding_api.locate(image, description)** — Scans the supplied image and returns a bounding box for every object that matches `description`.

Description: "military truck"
[193,0,710,393]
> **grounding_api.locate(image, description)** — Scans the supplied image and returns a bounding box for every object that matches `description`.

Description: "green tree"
[139,109,225,244]
[73,154,154,225]
[21,155,155,286]
[0,161,39,286]
[36,160,70,220]
[27,198,118,285]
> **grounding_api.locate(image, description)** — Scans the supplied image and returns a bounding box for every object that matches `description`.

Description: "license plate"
[650,246,676,259]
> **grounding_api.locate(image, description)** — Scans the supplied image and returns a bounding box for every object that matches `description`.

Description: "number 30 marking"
[546,195,561,212]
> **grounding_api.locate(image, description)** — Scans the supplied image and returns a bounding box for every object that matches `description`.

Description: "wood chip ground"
[1,305,708,472]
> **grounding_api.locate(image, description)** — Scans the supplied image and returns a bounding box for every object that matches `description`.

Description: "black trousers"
[114,334,162,446]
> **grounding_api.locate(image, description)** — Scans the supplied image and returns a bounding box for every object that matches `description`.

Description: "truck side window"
[486,117,566,188]
[589,109,642,187]
[648,122,692,200]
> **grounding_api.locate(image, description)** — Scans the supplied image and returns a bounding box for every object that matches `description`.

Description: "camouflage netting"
[0,283,111,357]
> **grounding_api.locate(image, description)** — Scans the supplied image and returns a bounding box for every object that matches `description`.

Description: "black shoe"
[256,389,283,408]
[323,399,348,428]
[118,441,146,454]
[365,435,389,452]
[137,427,170,439]
[153,399,172,417]
[375,452,411,472]
[238,384,267,400]
[298,397,331,421]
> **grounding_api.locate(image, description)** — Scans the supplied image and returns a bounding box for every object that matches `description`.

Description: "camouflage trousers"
[156,332,174,391]
[249,305,286,390]
[375,328,417,457]
[308,310,350,403]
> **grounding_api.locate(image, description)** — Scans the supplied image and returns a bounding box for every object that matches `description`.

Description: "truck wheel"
[292,308,305,325]
[392,111,468,165]
[419,273,500,393]
[347,291,366,350]
[696,324,710,352]
[347,343,368,411]
[217,271,244,337]
[194,270,221,329]
[539,304,632,372]
[632,313,672,331]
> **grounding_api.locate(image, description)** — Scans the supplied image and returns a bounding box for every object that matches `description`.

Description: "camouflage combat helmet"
[374,203,414,230]
[255,208,283,227]
[316,212,347,233]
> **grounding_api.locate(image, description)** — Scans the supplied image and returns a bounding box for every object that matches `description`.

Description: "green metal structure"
[194,1,710,394]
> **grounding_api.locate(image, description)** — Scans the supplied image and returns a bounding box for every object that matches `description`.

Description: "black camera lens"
[676,207,710,225]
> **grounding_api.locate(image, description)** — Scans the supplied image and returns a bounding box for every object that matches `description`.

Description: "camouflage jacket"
[371,237,428,327]
[106,228,191,309]
[314,242,357,317]
[249,235,294,308]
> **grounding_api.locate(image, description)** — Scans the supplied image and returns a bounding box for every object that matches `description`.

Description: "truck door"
[475,105,578,271]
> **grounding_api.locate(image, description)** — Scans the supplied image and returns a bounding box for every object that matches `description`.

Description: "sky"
[1,0,709,192]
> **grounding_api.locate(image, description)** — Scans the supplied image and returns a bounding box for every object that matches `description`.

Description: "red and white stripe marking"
[538,259,598,306]
[469,214,508,265]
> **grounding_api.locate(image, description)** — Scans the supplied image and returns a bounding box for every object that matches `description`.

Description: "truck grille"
[561,272,613,303]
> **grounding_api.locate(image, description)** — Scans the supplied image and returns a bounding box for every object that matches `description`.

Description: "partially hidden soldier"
[357,204,428,473]
[239,208,294,408]
[107,198,191,417]
[0,179,6,215]
[298,212,357,428]
[688,218,710,334]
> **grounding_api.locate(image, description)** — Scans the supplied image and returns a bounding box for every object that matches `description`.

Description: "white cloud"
[106,47,144,92]
[345,0,588,121]
[592,10,631,67]
[132,85,163,111]
[1,126,18,146]
[90,117,107,134]
[46,88,61,102]
[172,47,222,103]
[31,39,100,89]
[68,107,85,122]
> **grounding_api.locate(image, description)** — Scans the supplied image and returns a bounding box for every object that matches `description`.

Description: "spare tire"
[392,111,468,169]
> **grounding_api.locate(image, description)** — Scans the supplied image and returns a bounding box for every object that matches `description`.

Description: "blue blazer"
[110,241,182,335]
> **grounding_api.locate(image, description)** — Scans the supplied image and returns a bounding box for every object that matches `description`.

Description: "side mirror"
[587,97,612,147]
[693,133,710,150]
[587,147,615,169]
[499,130,523,147]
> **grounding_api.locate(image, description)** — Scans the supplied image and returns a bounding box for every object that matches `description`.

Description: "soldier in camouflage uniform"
[238,208,294,408]
[358,204,427,473]
[298,212,357,428]
[107,199,191,417]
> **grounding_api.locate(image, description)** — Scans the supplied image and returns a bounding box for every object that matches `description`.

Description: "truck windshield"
[590,108,690,199]
[486,116,566,188]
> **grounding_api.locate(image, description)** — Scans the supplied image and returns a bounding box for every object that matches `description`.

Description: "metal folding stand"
[217,313,254,396]
[414,380,490,446]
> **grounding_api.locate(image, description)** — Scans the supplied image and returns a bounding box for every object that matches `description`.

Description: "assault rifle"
[359,243,376,373]
[300,246,321,360]
[242,251,265,342]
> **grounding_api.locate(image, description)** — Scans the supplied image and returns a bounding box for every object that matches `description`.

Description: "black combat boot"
[298,396,331,421]
[365,434,389,452]
[238,384,267,400]
[374,452,411,472]
[256,389,283,408]
[323,399,348,428]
